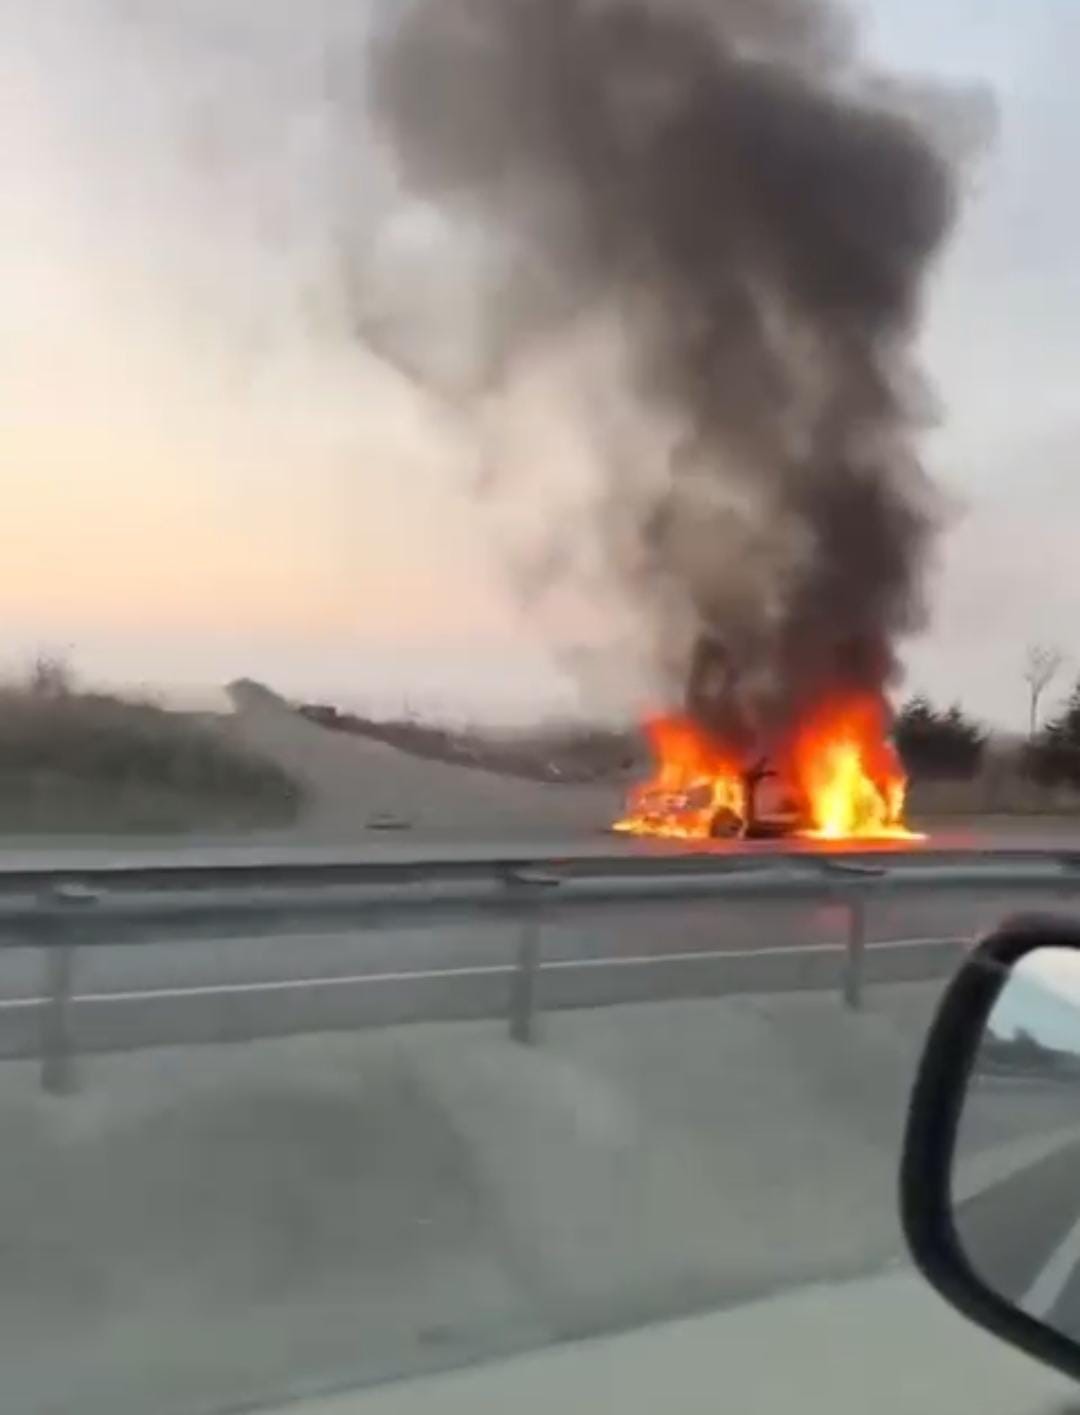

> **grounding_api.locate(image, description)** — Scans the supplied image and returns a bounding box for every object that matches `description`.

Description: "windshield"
[2,1,1079,1412]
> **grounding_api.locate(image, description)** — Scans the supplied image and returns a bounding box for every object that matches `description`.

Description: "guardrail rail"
[0,847,1077,1092]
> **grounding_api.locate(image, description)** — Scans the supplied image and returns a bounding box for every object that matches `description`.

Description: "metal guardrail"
[2,848,1079,1093]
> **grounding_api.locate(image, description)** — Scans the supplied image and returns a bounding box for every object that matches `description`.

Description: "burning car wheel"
[708,806,743,839]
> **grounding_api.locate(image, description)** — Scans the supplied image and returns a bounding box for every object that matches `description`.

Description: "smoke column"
[366,0,969,744]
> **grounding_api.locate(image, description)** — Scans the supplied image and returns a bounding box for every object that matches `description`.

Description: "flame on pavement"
[613,715,746,840]
[791,695,918,840]
[614,693,921,842]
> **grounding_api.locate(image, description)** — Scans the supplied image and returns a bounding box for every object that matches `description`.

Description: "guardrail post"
[842,893,867,1011]
[510,915,541,1045]
[38,883,98,1095]
[501,869,560,1045]
[817,861,885,1012]
[1054,854,1080,905]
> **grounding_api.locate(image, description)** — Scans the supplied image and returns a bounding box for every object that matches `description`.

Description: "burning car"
[621,757,803,839]
[625,781,745,839]
[614,694,917,843]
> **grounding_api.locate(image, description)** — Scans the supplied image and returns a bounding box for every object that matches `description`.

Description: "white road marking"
[0,935,965,1009]
[1022,1211,1080,1320]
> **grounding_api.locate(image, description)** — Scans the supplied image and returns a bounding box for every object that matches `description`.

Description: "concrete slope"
[7,980,1075,1414]
[298,1268,1072,1415]
[224,689,620,843]
[406,983,969,1333]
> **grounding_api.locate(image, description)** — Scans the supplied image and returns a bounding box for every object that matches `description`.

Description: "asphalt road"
[955,1122,1080,1341]
[2,815,1080,866]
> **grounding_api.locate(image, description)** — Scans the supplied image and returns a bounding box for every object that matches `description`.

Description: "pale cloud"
[2,0,565,714]
[877,0,1080,728]
[3,0,1078,727]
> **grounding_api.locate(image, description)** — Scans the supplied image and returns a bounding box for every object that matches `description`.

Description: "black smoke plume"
[367,0,966,746]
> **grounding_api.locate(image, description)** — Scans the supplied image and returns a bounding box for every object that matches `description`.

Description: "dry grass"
[908,763,1080,818]
[0,683,301,834]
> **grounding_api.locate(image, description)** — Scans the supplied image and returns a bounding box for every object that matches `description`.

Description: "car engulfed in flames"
[614,693,920,842]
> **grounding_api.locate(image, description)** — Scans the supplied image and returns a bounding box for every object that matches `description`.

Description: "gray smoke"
[366,0,971,744]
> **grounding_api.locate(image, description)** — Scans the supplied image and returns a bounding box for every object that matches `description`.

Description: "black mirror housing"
[902,913,1080,1382]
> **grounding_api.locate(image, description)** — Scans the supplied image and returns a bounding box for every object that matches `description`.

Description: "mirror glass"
[952,947,1080,1341]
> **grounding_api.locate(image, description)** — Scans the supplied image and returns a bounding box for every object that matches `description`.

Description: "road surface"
[956,1114,1080,1341]
[1,980,1074,1415]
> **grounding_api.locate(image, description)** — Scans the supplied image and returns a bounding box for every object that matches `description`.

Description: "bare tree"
[28,652,73,700]
[1024,644,1064,737]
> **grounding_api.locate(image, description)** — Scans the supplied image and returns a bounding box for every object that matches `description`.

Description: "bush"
[894,696,987,780]
[1025,679,1080,788]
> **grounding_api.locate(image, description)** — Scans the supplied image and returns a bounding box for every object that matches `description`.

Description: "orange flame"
[613,715,746,839]
[789,695,919,840]
[613,693,921,842]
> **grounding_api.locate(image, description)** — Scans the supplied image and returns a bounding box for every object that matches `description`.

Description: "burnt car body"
[632,765,805,839]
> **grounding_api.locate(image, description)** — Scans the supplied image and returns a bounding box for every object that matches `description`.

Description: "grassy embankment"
[0,679,301,834]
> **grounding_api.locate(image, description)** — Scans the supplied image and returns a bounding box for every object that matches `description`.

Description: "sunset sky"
[3,0,1078,727]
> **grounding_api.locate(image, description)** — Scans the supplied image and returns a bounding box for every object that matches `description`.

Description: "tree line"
[896,649,1080,788]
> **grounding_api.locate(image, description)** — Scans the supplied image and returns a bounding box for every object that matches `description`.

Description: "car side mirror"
[902,914,1080,1381]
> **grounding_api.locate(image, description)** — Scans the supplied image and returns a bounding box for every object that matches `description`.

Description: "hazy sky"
[3,0,1078,726]
[988,947,1080,1053]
